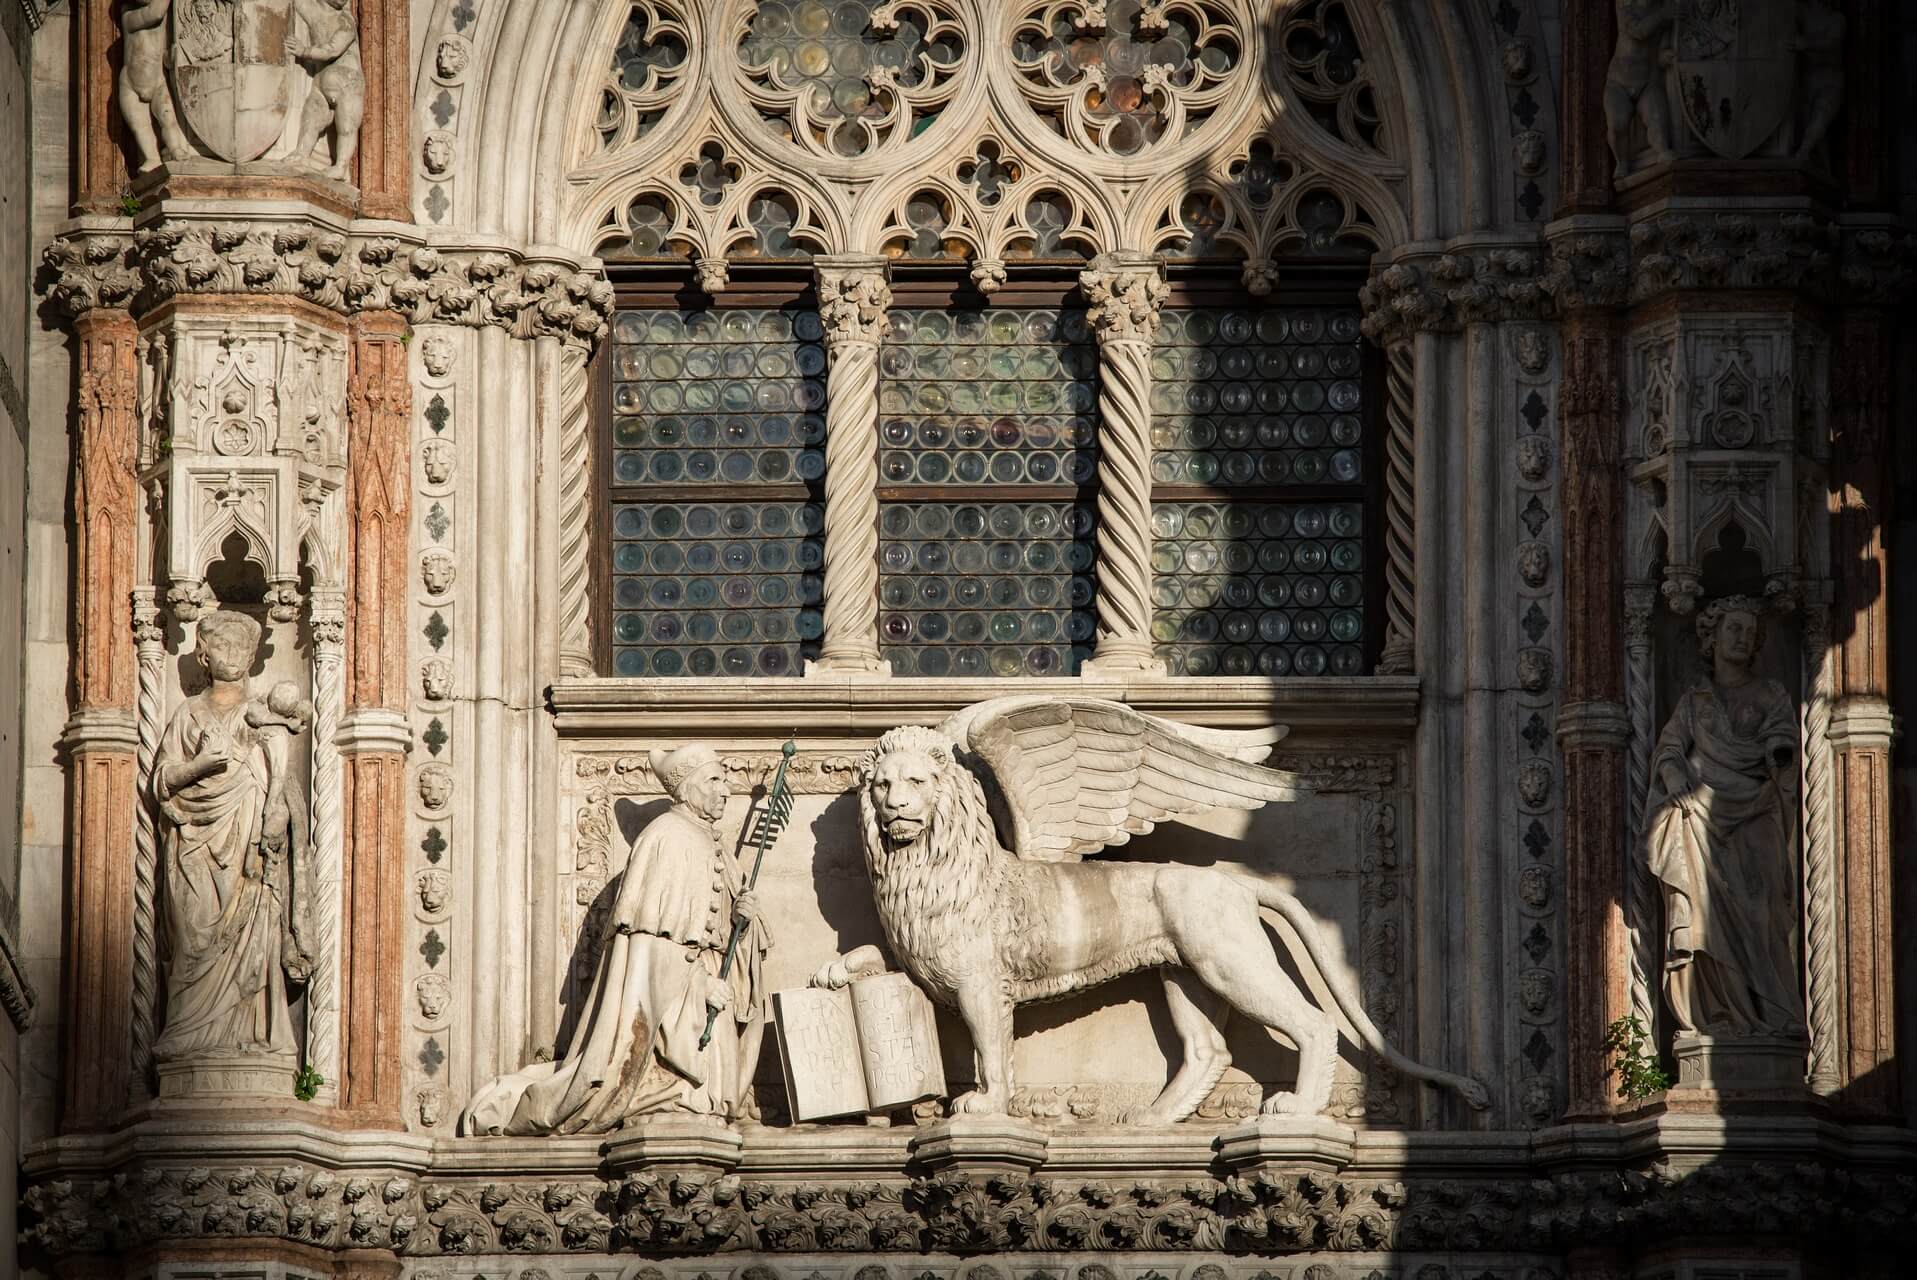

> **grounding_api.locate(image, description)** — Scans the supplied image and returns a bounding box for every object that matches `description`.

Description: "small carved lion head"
[416,973,450,1021]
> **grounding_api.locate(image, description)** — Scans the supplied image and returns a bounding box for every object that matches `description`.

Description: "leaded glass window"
[598,273,1378,682]
[876,305,1099,677]
[604,304,826,677]
[1148,303,1373,676]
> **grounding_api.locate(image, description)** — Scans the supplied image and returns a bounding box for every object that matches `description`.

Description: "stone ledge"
[549,676,1422,740]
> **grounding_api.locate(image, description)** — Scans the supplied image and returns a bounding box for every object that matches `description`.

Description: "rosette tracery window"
[734,0,968,161]
[591,2,693,154]
[1009,0,1243,156]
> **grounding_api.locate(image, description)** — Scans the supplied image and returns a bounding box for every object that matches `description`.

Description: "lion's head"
[858,725,1005,974]
[863,725,954,848]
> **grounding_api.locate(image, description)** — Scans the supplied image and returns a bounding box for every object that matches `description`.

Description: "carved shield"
[171,0,298,162]
[1674,0,1796,160]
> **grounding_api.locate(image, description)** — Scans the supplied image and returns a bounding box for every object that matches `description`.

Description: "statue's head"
[1697,594,1765,669]
[650,744,726,823]
[863,726,955,848]
[195,610,261,683]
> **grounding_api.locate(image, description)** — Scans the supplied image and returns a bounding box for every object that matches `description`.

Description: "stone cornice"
[38,218,614,349]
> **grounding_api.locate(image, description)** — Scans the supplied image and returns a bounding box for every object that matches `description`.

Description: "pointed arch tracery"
[549,0,1417,264]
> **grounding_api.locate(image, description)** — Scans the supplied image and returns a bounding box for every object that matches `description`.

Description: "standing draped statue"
[1641,596,1804,1041]
[464,744,770,1135]
[152,611,316,1092]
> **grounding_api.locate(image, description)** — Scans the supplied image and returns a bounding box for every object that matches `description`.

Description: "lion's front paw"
[949,1089,1006,1117]
[1258,1090,1309,1117]
[808,958,849,990]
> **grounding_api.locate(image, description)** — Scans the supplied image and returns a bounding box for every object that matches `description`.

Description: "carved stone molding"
[40,225,615,350]
[1359,247,1552,343]
[573,749,868,798]
[1629,211,1839,303]
[24,1155,1917,1263]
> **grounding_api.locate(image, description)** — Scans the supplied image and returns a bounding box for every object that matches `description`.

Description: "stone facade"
[4,2,1916,1279]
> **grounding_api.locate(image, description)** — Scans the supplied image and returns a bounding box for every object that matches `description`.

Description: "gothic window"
[597,267,1379,680]
[601,283,827,677]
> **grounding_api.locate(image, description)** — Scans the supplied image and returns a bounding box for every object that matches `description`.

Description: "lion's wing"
[944,696,1305,862]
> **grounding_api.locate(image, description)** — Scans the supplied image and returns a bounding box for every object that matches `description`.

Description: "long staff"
[699,737,797,1050]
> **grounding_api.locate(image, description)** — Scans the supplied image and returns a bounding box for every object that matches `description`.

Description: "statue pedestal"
[155,1052,298,1102]
[1216,1116,1358,1175]
[908,1115,1049,1176]
[604,1114,743,1179]
[1672,1033,1809,1094]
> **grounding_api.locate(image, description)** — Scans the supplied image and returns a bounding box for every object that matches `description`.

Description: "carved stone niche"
[1624,313,1829,615]
[141,311,349,620]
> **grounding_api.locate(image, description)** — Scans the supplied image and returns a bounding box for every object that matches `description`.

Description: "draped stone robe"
[152,691,307,1062]
[1642,677,1805,1037]
[464,806,768,1135]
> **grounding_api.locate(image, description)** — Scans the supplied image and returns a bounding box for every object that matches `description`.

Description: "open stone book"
[773,972,946,1122]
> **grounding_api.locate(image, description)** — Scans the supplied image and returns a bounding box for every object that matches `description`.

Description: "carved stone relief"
[1606,0,1848,178]
[150,610,316,1099]
[1640,596,1807,1089]
[117,0,365,176]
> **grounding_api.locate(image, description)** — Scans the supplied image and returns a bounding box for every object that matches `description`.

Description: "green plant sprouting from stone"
[1603,1014,1671,1100]
[293,1063,324,1102]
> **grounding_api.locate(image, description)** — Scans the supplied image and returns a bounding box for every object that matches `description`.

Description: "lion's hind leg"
[1161,871,1339,1118]
[1121,969,1231,1126]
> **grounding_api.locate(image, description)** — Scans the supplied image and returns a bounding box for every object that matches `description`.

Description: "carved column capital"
[1622,583,1657,650]
[1542,221,1630,314]
[814,255,893,352]
[1555,700,1630,752]
[1828,696,1896,752]
[1079,253,1168,347]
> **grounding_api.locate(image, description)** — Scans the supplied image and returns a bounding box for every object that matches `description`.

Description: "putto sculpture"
[465,744,770,1134]
[1641,597,1804,1051]
[151,610,316,1096]
[812,696,1490,1123]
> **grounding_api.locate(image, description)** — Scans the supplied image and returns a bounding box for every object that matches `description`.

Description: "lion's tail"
[1249,880,1492,1111]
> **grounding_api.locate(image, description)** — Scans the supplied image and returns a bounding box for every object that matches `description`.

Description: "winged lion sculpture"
[811,695,1490,1124]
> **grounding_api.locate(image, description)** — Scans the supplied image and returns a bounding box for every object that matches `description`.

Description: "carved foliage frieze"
[25,1159,1917,1262]
[40,229,616,350]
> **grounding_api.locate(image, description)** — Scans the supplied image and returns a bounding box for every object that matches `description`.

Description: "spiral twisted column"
[1621,585,1657,1037]
[1080,254,1169,677]
[556,345,596,676]
[1376,341,1417,674]
[1799,589,1838,1094]
[129,589,165,1100]
[307,587,347,1106]
[810,256,891,675]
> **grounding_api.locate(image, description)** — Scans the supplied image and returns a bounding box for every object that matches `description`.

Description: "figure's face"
[1715,609,1758,666]
[679,762,728,823]
[198,633,253,682]
[870,749,940,844]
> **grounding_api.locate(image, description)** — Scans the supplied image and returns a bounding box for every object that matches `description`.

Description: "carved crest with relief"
[171,0,301,162]
[1673,0,1795,160]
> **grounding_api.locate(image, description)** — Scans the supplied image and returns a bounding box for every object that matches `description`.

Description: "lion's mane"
[859,727,1041,995]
